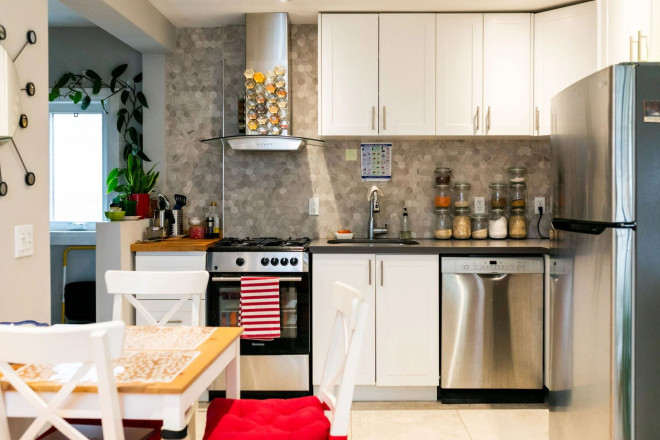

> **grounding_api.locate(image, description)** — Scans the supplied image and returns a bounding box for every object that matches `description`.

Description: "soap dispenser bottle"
[399,207,411,239]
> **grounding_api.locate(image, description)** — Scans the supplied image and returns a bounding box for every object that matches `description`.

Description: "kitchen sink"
[327,238,419,245]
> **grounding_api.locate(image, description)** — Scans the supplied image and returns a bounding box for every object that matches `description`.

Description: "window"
[49,102,109,230]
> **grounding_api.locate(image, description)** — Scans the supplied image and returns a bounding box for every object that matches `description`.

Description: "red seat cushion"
[203,396,331,440]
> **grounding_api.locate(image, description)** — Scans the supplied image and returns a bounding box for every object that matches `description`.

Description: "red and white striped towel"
[239,276,281,340]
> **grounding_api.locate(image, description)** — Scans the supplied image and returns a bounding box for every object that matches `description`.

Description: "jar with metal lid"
[434,167,452,185]
[434,208,452,240]
[452,183,471,209]
[509,182,527,209]
[508,166,527,183]
[471,214,488,239]
[434,184,451,208]
[452,208,471,239]
[509,207,527,239]
[488,209,508,239]
[489,182,508,209]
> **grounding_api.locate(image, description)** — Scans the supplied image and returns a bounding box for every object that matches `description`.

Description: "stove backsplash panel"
[165,25,551,239]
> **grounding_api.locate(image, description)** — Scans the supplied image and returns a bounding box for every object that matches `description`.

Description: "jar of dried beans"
[452,208,471,239]
[508,207,527,239]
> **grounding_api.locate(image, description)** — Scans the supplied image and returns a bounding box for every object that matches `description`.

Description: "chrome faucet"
[368,186,388,239]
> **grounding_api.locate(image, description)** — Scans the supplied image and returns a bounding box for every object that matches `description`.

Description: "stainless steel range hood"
[202,13,324,152]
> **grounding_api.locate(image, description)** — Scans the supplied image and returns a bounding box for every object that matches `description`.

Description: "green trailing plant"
[48,64,150,161]
[106,154,159,204]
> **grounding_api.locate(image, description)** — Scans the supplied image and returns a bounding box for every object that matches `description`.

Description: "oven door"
[207,272,310,355]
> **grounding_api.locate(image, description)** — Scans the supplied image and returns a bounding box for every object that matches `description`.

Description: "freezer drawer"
[441,257,544,389]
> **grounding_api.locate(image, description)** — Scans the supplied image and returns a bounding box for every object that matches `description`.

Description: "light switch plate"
[309,198,320,216]
[15,224,34,258]
[474,197,485,214]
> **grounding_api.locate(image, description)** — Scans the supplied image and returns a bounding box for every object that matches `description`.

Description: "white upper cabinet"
[534,2,597,135]
[483,13,532,135]
[436,14,483,135]
[379,14,436,135]
[319,13,435,136]
[320,14,379,136]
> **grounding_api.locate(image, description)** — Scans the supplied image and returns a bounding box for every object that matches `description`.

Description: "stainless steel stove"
[206,237,311,398]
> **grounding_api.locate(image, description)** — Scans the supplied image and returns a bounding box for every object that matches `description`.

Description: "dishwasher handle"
[475,273,508,281]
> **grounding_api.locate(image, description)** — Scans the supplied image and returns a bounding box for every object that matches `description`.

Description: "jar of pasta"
[452,183,471,209]
[509,207,527,239]
[434,208,452,240]
[434,184,451,208]
[452,208,471,239]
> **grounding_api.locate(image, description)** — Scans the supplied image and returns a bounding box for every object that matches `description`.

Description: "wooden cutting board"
[130,237,219,252]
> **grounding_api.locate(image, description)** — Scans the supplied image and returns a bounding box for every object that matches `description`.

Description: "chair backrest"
[317,281,369,438]
[0,321,126,440]
[105,270,209,326]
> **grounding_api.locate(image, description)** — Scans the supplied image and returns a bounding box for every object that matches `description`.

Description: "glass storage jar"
[434,208,452,240]
[452,183,471,209]
[508,166,527,183]
[452,208,471,239]
[510,182,527,209]
[188,217,206,239]
[509,207,527,239]
[434,184,451,208]
[488,209,508,239]
[471,214,488,239]
[434,167,452,185]
[489,182,508,209]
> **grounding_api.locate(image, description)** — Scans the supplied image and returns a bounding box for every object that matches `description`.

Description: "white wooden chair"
[202,281,369,440]
[105,270,209,326]
[0,321,126,440]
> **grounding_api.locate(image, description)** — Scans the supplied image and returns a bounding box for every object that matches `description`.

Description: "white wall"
[0,0,50,324]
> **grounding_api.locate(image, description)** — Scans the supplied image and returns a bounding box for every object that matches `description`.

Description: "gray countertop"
[309,238,550,254]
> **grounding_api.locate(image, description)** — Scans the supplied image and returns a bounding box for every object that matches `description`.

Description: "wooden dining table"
[1,326,242,439]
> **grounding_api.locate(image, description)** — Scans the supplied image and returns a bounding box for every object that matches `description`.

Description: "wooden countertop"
[130,237,219,252]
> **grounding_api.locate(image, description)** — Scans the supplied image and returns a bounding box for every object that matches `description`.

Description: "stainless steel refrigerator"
[550,63,660,440]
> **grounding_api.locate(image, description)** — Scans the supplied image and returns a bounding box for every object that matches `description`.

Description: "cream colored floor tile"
[457,409,549,440]
[350,409,471,440]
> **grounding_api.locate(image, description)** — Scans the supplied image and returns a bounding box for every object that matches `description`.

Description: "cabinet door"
[598,0,655,67]
[312,254,376,385]
[483,14,532,135]
[534,2,597,135]
[320,14,379,136]
[376,254,439,386]
[436,14,483,135]
[379,14,436,135]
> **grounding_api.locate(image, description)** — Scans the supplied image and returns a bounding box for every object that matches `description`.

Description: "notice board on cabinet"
[361,143,391,181]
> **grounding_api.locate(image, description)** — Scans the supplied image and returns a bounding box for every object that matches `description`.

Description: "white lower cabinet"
[312,253,439,387]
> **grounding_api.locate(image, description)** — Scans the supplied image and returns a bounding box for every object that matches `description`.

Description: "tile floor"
[196,401,549,440]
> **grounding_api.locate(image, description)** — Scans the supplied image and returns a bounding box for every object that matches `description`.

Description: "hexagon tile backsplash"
[165,25,552,239]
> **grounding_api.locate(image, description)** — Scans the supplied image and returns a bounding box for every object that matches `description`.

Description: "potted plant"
[106,154,159,218]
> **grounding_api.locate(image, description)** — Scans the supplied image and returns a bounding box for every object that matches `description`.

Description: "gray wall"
[165,25,552,239]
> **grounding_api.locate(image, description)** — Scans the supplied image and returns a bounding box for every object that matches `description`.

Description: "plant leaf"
[133,109,142,124]
[133,73,142,83]
[112,64,128,78]
[138,149,150,162]
[81,95,91,110]
[117,108,129,116]
[86,69,101,81]
[106,176,118,193]
[138,133,143,148]
[117,113,125,132]
[110,77,117,93]
[107,168,119,182]
[127,126,138,144]
[123,145,131,161]
[48,89,60,101]
[92,79,102,95]
[72,91,83,104]
[55,73,70,89]
[121,90,129,105]
[136,91,149,109]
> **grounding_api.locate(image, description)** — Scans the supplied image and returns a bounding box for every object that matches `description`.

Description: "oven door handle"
[211,276,303,282]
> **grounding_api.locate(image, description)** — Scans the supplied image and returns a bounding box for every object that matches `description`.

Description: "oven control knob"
[280,258,289,266]
[236,257,245,266]
[270,257,279,266]
[290,257,299,266]
[261,258,269,266]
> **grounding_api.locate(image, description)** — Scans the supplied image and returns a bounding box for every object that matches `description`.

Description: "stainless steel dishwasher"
[441,257,544,390]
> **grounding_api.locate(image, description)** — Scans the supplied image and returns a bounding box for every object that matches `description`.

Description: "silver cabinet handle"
[380,260,384,287]
[535,106,540,134]
[212,277,302,282]
[167,320,183,324]
[486,106,491,133]
[475,106,480,132]
[368,261,372,286]
[382,106,386,130]
[372,106,376,131]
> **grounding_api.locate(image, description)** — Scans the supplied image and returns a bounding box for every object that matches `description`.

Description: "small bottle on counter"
[488,209,508,239]
[509,207,528,239]
[206,217,214,238]
[399,207,411,239]
[452,208,471,239]
[207,201,220,237]
[434,208,452,240]
[471,214,488,239]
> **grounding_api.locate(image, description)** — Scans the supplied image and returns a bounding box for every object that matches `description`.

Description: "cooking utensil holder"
[171,210,183,236]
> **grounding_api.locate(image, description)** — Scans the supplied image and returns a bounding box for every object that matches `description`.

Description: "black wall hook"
[9,138,35,186]
[0,161,6,196]
[23,82,35,96]
[0,25,6,41]
[12,29,37,62]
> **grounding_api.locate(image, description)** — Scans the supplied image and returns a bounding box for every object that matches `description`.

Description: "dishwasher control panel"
[441,257,544,274]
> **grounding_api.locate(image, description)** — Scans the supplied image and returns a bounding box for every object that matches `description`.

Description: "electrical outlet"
[15,225,33,258]
[474,197,485,214]
[308,197,320,216]
[535,197,546,214]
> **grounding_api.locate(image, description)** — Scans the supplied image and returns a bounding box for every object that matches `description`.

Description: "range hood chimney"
[202,12,324,152]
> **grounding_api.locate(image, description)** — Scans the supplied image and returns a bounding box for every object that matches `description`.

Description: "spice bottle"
[434,208,452,240]
[399,208,411,239]
[207,201,220,236]
[452,208,471,239]
[206,217,214,238]
[509,207,527,239]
